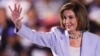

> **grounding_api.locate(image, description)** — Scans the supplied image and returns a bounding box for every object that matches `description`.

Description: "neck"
[69,30,81,36]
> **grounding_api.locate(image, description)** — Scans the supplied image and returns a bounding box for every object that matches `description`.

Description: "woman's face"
[63,10,78,32]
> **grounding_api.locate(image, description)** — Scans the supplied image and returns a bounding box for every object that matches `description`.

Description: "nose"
[65,18,70,24]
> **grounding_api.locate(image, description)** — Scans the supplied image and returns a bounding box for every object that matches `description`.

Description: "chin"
[67,29,73,32]
[66,28,75,32]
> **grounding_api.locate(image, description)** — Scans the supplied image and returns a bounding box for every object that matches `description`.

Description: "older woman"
[9,2,100,56]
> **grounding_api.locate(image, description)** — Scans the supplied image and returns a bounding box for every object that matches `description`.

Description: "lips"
[66,24,72,27]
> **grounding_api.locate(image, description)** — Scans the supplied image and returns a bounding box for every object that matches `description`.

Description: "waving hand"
[9,4,23,29]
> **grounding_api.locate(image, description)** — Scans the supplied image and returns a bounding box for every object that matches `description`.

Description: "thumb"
[14,17,23,23]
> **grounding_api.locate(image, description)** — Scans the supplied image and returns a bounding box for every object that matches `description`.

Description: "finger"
[18,4,20,12]
[19,17,23,21]
[8,6,13,12]
[15,17,23,22]
[14,3,17,11]
[19,7,22,14]
[10,15,14,22]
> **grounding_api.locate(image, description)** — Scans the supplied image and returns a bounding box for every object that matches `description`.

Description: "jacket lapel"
[59,33,70,56]
[53,27,70,56]
[58,29,70,56]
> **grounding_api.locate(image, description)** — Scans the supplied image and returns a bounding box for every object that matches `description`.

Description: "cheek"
[72,19,78,28]
[63,19,65,24]
[62,19,66,26]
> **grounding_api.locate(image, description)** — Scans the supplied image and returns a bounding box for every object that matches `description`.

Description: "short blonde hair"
[60,2,89,31]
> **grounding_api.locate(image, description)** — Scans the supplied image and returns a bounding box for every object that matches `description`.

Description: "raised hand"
[9,4,23,29]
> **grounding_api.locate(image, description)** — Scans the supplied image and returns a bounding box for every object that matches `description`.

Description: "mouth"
[65,24,72,28]
[65,25,74,31]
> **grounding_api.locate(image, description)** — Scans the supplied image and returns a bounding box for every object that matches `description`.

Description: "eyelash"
[63,16,73,19]
[63,16,66,19]
[69,17,73,19]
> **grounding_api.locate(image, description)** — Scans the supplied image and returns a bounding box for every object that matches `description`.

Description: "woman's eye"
[63,16,66,19]
[69,16,73,19]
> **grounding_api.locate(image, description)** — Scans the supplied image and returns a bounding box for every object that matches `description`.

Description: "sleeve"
[96,37,100,56]
[15,24,55,47]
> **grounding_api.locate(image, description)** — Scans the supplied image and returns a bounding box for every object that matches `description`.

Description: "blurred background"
[0,0,100,56]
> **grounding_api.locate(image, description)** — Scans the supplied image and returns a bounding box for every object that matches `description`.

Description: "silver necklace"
[69,32,82,39]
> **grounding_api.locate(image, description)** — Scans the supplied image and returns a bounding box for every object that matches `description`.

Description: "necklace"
[69,32,82,39]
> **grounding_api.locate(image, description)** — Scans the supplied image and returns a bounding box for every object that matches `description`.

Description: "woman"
[9,2,100,56]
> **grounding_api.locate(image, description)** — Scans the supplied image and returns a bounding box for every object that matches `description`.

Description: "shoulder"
[50,26,65,34]
[84,31,100,42]
[84,31,100,38]
[50,26,65,40]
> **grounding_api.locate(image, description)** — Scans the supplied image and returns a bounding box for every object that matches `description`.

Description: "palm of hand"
[9,4,23,29]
